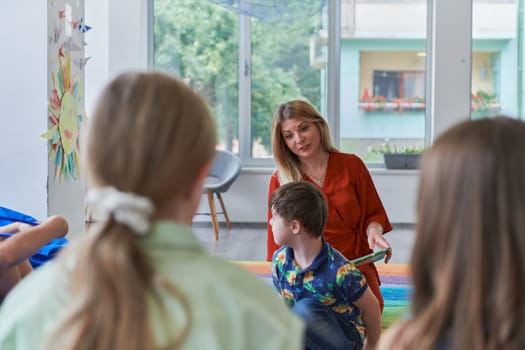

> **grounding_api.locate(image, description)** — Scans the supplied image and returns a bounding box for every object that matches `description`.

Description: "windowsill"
[240,165,419,175]
[369,168,420,175]
[240,167,275,174]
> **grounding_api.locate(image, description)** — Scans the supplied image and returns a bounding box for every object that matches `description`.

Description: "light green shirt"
[0,221,304,349]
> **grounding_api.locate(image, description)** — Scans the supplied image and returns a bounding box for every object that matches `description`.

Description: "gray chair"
[201,150,242,240]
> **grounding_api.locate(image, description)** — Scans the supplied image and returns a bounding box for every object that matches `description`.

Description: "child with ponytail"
[0,71,304,350]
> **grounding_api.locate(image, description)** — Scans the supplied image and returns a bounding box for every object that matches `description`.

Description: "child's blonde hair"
[50,71,216,350]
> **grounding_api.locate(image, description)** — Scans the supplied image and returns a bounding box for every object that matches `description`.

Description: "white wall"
[0,1,94,237]
[194,168,419,224]
[85,0,149,116]
[0,1,48,219]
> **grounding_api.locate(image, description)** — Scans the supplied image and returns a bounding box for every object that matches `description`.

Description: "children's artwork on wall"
[44,0,90,181]
[42,52,83,180]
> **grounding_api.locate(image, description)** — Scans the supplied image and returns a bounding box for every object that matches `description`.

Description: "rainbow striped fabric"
[236,261,412,329]
[376,263,412,328]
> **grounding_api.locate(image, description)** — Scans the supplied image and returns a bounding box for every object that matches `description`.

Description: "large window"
[153,0,239,153]
[153,0,327,166]
[248,13,325,159]
[339,0,427,163]
[153,0,426,167]
[153,0,519,168]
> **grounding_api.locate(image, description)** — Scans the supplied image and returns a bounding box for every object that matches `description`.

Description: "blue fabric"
[0,207,39,226]
[292,298,362,350]
[0,206,68,268]
[28,237,69,268]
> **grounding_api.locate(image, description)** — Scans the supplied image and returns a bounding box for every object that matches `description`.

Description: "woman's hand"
[366,223,392,263]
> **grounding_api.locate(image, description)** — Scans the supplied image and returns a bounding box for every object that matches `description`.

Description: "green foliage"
[154,0,239,147]
[153,0,322,152]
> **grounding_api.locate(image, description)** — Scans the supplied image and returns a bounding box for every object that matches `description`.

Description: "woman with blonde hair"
[268,100,392,312]
[0,72,304,350]
[379,116,525,350]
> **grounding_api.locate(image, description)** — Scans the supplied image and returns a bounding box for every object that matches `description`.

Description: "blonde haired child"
[0,71,303,350]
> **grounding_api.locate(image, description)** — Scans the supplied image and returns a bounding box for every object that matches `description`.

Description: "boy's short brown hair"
[270,181,327,238]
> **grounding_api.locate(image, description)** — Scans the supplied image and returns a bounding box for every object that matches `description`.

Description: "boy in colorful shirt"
[270,181,381,350]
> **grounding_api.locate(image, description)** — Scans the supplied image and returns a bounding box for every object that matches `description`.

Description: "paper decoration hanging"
[41,52,83,180]
[44,2,91,181]
[75,17,92,33]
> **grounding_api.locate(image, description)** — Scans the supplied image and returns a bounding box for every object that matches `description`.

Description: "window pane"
[471,0,517,120]
[340,0,427,164]
[250,7,327,158]
[153,0,239,153]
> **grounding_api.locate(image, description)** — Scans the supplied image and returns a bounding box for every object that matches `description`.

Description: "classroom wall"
[0,1,48,220]
[194,168,419,225]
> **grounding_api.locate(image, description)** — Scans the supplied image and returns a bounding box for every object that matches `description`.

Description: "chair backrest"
[205,150,242,193]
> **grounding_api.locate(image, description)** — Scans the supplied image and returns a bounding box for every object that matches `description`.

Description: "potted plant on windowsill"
[371,144,424,169]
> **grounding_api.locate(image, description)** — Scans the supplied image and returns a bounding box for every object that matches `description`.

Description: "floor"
[192,222,416,264]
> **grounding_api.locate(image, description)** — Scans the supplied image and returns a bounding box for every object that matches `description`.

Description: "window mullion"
[327,0,341,147]
[238,15,251,165]
[426,0,472,143]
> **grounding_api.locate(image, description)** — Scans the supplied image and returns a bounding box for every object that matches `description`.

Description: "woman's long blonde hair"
[49,71,216,350]
[394,116,525,350]
[271,100,337,184]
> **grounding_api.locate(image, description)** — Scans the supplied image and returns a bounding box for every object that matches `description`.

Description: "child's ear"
[290,219,301,235]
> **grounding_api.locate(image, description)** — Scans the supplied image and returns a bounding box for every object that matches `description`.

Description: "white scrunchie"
[86,186,155,235]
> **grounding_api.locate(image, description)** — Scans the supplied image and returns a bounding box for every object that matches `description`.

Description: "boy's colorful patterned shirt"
[272,240,368,338]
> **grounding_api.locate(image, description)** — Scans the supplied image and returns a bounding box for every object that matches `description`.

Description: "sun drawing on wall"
[41,52,83,180]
